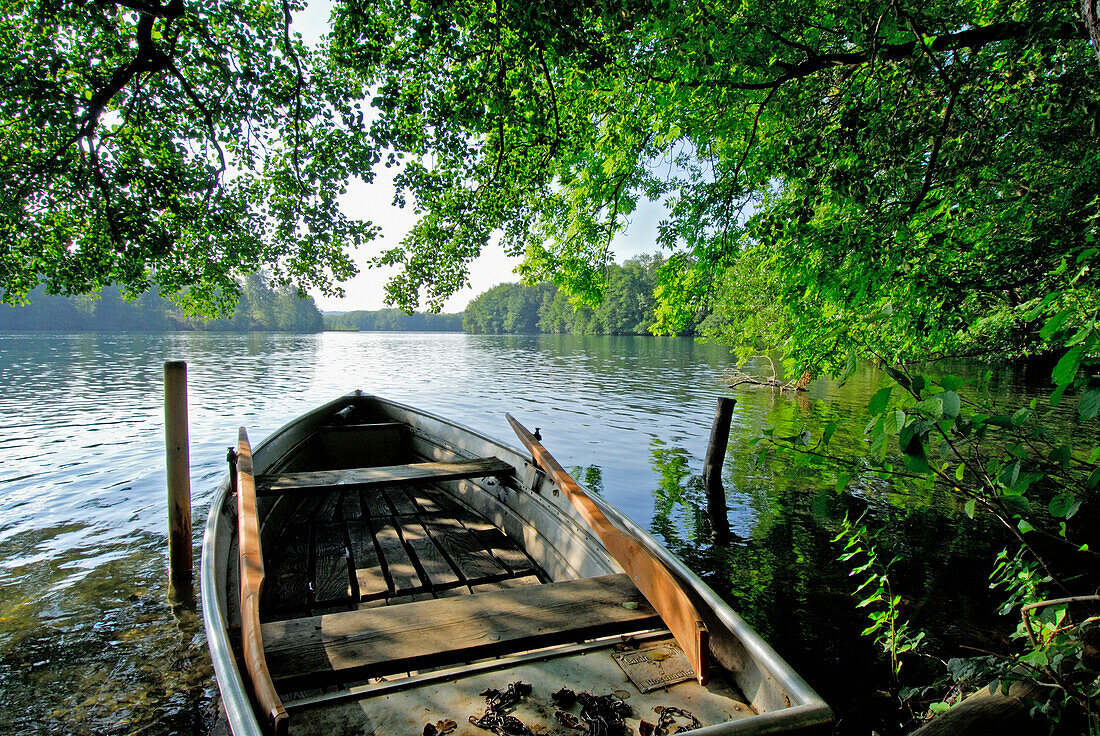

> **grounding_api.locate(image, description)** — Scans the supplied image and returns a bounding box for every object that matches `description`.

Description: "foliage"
[324,309,464,332]
[833,513,927,679]
[757,341,1100,725]
[331,0,1099,336]
[1,0,378,315]
[0,277,324,332]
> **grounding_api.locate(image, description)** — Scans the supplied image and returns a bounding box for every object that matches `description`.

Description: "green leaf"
[884,410,906,435]
[869,386,893,415]
[822,422,838,445]
[940,391,961,419]
[982,414,1014,428]
[1052,345,1085,387]
[1049,493,1081,519]
[955,463,966,481]
[1020,649,1049,668]
[903,450,933,474]
[885,367,910,388]
[1047,445,1071,467]
[858,593,884,608]
[835,472,851,494]
[939,375,963,392]
[1039,310,1070,339]
[1017,519,1034,534]
[1079,387,1100,420]
[916,396,944,419]
[1024,292,1061,321]
[964,499,976,518]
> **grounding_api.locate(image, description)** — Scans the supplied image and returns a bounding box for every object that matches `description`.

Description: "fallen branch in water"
[720,355,811,391]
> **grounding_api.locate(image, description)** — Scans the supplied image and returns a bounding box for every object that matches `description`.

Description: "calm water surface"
[0,332,1047,735]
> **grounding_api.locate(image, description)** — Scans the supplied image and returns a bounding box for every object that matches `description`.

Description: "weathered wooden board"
[404,485,460,515]
[311,522,352,606]
[262,523,310,614]
[360,488,391,519]
[382,486,418,516]
[340,490,362,521]
[420,516,510,583]
[469,573,542,594]
[345,519,386,600]
[371,518,421,593]
[459,517,540,575]
[394,517,460,589]
[262,573,660,684]
[256,458,514,495]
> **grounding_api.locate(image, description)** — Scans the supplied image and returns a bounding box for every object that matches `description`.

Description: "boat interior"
[217,396,810,735]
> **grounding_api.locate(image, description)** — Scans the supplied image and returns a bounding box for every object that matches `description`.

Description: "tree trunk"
[910,680,1047,736]
[1084,0,1100,68]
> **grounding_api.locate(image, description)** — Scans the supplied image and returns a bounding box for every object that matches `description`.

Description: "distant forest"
[3,257,697,337]
[0,274,323,332]
[463,256,700,335]
[324,309,463,331]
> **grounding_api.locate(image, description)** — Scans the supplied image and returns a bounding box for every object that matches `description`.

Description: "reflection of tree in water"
[572,465,605,496]
[644,437,1013,736]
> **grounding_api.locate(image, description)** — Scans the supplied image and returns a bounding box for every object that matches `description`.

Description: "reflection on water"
[0,332,1065,735]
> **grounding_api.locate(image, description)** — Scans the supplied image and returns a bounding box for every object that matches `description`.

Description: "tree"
[331,0,1099,364]
[2,0,378,315]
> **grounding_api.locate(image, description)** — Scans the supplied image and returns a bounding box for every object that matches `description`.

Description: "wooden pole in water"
[164,360,193,600]
[703,398,735,543]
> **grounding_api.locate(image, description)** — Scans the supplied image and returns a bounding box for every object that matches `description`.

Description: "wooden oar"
[506,414,709,684]
[237,428,289,735]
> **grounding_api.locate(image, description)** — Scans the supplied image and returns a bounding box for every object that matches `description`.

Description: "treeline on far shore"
[323,309,463,332]
[0,274,323,332]
[3,256,699,337]
[463,255,700,336]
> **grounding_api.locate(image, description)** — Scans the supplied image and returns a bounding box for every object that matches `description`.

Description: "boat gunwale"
[202,392,832,736]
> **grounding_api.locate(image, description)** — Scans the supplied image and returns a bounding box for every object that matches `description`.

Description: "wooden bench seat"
[261,573,661,686]
[256,458,514,496]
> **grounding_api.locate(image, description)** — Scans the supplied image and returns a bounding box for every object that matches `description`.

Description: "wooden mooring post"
[164,360,193,600]
[703,398,736,543]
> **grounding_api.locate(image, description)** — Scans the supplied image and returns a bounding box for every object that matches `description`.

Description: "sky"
[296,1,663,314]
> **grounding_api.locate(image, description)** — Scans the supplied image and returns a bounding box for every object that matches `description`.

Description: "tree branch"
[647,20,1083,92]
[906,88,959,216]
[281,0,306,194]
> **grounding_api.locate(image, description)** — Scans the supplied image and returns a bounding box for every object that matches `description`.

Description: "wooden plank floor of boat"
[260,481,545,622]
[255,476,665,693]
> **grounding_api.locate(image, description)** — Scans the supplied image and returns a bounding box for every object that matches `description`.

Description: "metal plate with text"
[611,642,695,693]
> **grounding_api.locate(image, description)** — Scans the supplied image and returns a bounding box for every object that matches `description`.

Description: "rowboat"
[201,392,832,736]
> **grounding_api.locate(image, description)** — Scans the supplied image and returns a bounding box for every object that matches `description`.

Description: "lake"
[0,332,1038,735]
